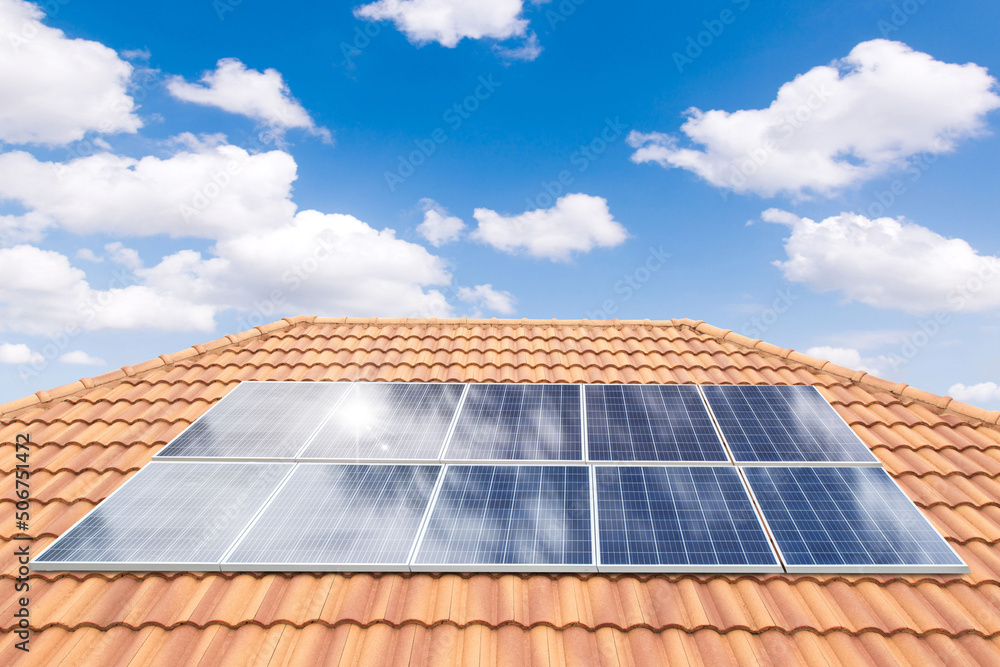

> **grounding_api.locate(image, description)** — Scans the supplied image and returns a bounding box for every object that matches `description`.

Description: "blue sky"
[2,0,999,408]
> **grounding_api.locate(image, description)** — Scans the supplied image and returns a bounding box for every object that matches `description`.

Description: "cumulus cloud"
[416,198,465,246]
[629,40,1000,198]
[355,0,529,48]
[472,193,627,262]
[133,210,452,320]
[949,381,1000,405]
[60,350,106,365]
[0,0,141,144]
[167,58,330,141]
[457,284,516,315]
[763,209,1000,314]
[0,341,43,364]
[805,346,892,377]
[0,142,298,239]
[75,248,103,263]
[0,244,215,336]
[1,211,49,245]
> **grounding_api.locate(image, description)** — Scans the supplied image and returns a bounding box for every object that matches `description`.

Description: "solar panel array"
[35,381,966,574]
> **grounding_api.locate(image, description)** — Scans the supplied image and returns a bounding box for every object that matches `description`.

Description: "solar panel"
[743,466,968,573]
[299,383,465,461]
[594,466,780,572]
[156,381,352,459]
[443,384,582,461]
[702,385,878,464]
[32,462,292,570]
[223,464,441,571]
[413,465,593,571]
[585,385,728,462]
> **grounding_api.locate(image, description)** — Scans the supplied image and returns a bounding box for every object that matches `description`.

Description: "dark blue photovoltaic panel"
[702,385,877,464]
[300,383,465,460]
[156,382,352,459]
[585,385,727,462]
[414,466,592,569]
[444,384,582,460]
[744,466,967,572]
[595,466,779,570]
[32,462,292,570]
[224,464,440,570]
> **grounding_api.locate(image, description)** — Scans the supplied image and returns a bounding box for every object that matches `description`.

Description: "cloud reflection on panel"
[224,464,441,570]
[444,384,583,461]
[413,465,593,571]
[301,383,465,461]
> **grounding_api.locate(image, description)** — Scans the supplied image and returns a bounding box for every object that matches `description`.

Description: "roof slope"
[3,316,1000,666]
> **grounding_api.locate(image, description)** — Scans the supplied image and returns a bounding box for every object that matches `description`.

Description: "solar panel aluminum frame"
[440,384,586,464]
[220,463,443,573]
[740,466,969,574]
[296,382,467,463]
[153,381,354,462]
[409,463,598,574]
[698,384,881,467]
[580,383,590,463]
[31,461,296,572]
[592,465,783,574]
[583,385,733,466]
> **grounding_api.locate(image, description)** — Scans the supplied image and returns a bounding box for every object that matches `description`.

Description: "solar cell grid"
[224,464,440,570]
[702,385,878,464]
[156,381,352,459]
[595,466,780,571]
[445,384,582,460]
[744,466,968,573]
[33,462,292,570]
[585,385,728,462]
[300,382,465,460]
[413,465,593,570]
[35,381,965,574]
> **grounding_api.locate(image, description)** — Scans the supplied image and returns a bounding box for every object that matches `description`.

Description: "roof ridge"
[3,315,997,428]
[16,617,1000,640]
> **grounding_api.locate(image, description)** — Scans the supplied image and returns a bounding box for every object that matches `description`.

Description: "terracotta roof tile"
[4,317,1000,665]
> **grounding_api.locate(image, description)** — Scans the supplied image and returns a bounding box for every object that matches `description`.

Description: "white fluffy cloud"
[138,210,453,319]
[1,211,49,245]
[355,0,529,48]
[59,350,106,365]
[0,244,216,336]
[472,193,628,262]
[805,346,892,377]
[457,284,516,315]
[0,342,43,364]
[0,140,298,239]
[166,59,330,141]
[949,381,1000,405]
[416,198,465,246]
[764,209,1000,314]
[629,40,1000,198]
[0,0,141,144]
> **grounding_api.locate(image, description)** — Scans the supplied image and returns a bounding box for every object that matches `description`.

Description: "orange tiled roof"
[3,316,1000,666]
